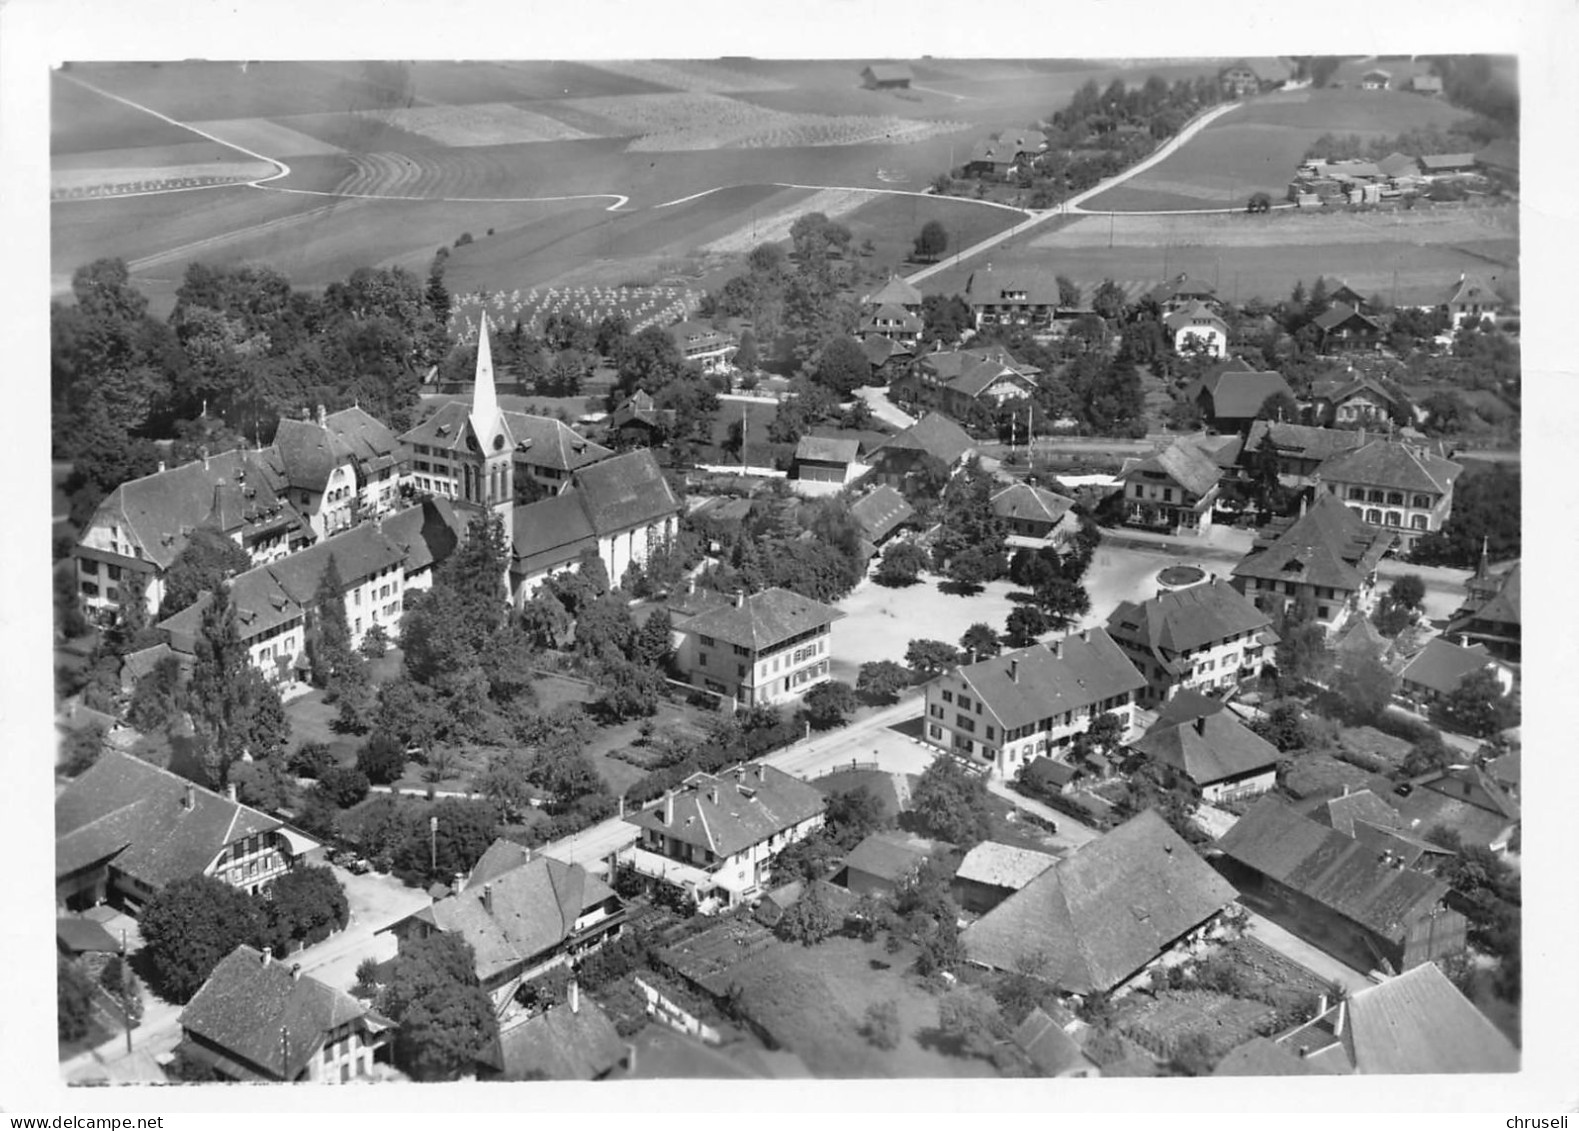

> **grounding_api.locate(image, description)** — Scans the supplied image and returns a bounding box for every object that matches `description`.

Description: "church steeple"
[468,314,499,446]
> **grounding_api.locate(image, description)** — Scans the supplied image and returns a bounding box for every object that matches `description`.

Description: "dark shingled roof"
[991,482,1074,525]
[865,274,923,308]
[1232,493,1396,592]
[56,749,280,890]
[1441,272,1503,309]
[1213,798,1453,943]
[1124,439,1224,498]
[848,485,915,543]
[571,449,682,535]
[89,449,305,570]
[410,856,617,981]
[953,631,1147,732]
[1213,1036,1312,1076]
[468,837,534,887]
[964,810,1236,991]
[57,917,121,954]
[1317,438,1461,495]
[1106,579,1272,658]
[510,492,598,576]
[179,945,375,1081]
[377,498,462,576]
[1345,962,1519,1074]
[493,999,624,1080]
[1151,688,1229,728]
[1190,369,1295,422]
[793,435,861,465]
[1131,709,1280,788]
[875,412,976,467]
[673,586,843,651]
[1012,1007,1094,1076]
[399,403,612,472]
[625,763,826,859]
[1312,302,1382,334]
[842,831,934,885]
[1397,638,1496,696]
[271,417,355,493]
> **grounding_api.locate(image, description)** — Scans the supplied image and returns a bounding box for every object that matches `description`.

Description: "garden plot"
[582,59,792,94]
[451,283,705,338]
[349,103,593,147]
[52,159,276,198]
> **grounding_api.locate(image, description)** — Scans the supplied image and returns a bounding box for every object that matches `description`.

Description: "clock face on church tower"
[493,434,507,451]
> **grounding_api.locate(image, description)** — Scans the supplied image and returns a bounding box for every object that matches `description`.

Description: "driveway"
[855,384,915,430]
[1242,911,1376,995]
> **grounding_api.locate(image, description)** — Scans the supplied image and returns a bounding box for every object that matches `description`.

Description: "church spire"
[469,314,499,443]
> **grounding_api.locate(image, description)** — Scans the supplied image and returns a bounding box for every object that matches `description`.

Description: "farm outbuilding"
[860,63,913,90]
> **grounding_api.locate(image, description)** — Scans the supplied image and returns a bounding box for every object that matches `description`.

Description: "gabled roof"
[1441,273,1503,308]
[848,485,916,543]
[571,449,682,535]
[945,358,1038,401]
[990,482,1074,526]
[494,999,624,1080]
[1243,421,1367,465]
[1213,1036,1312,1076]
[843,830,934,884]
[397,400,486,454]
[1397,637,1495,695]
[953,841,1058,890]
[57,917,121,954]
[1461,561,1520,627]
[673,586,843,651]
[1313,303,1381,334]
[501,411,613,472]
[1163,300,1228,335]
[1191,369,1294,421]
[953,631,1147,732]
[1151,688,1229,728]
[1232,493,1396,591]
[863,63,914,82]
[860,304,923,330]
[963,811,1236,992]
[624,763,827,858]
[860,336,912,366]
[1012,1007,1094,1076]
[1148,275,1217,304]
[378,498,463,575]
[1132,709,1280,788]
[1376,151,1421,177]
[468,837,535,887]
[1474,139,1518,172]
[56,749,280,889]
[864,274,923,308]
[874,412,976,467]
[1212,798,1453,942]
[1105,579,1272,658]
[271,417,356,493]
[89,449,305,570]
[422,856,617,980]
[1420,764,1520,821]
[1317,438,1461,495]
[510,492,598,576]
[180,945,374,1080]
[1418,152,1477,171]
[1124,439,1224,498]
[1321,789,1402,838]
[1345,962,1519,1074]
[793,435,861,465]
[965,264,1063,307]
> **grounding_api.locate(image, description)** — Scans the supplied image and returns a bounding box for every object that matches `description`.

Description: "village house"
[1302,375,1399,429]
[835,830,937,898]
[1418,153,1479,178]
[1360,69,1391,90]
[1316,436,1462,552]
[898,344,1040,419]
[1239,421,1367,487]
[963,810,1238,993]
[156,509,438,686]
[1391,764,1520,855]
[1409,74,1444,95]
[1148,274,1219,313]
[1011,1008,1101,1078]
[608,390,676,449]
[1212,797,1467,975]
[988,482,1076,547]
[1396,636,1515,711]
[622,763,827,910]
[951,841,1059,916]
[667,320,738,373]
[1118,438,1223,536]
[1474,139,1519,188]
[1217,61,1262,98]
[1445,552,1520,662]
[859,335,914,384]
[1275,961,1517,1074]
[847,483,917,554]
[858,303,923,347]
[75,448,311,622]
[177,944,393,1083]
[1310,786,1454,871]
[860,63,912,90]
[1437,272,1505,327]
[862,273,923,315]
[671,586,843,709]
[1164,300,1229,357]
[789,435,866,490]
[1311,303,1384,353]
[921,629,1147,778]
[56,749,314,912]
[508,448,683,601]
[269,405,410,540]
[865,411,977,489]
[964,263,1063,330]
[386,841,625,1019]
[398,320,614,511]
[483,982,624,1082]
[1231,493,1396,635]
[1376,151,1422,181]
[1105,580,1276,706]
[1186,366,1295,433]
[1128,693,1281,803]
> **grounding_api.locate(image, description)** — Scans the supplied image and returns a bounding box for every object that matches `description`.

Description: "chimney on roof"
[300,405,310,420]
[755,765,767,783]
[1080,629,1090,644]
[183,782,196,811]
[1050,639,1062,659]
[569,979,581,1015]
[1334,1000,1347,1036]
[665,792,675,825]
[454,871,467,894]
[1009,658,1018,682]
[733,591,745,609]
[1299,495,1308,518]
[709,786,720,805]
[290,963,301,981]
[262,947,273,967]
[1342,784,1350,797]
[687,577,697,595]
[1317,993,1328,1017]
[201,447,210,470]
[157,460,166,474]
[625,1043,637,1073]
[316,404,327,427]
[1193,715,1207,736]
[227,782,237,803]
[482,883,493,914]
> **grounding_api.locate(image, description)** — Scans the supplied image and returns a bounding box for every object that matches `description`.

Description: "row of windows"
[1352,506,1429,530]
[1344,487,1433,509]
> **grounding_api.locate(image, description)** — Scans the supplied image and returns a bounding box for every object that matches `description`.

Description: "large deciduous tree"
[188,585,290,786]
[913,220,948,263]
[909,756,993,849]
[159,527,253,620]
[140,875,265,1003]
[378,932,499,1082]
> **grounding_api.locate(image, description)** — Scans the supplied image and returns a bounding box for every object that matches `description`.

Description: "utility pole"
[120,929,132,1055]
[741,399,748,469]
[429,815,438,873]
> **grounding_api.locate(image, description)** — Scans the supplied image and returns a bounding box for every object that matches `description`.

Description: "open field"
[918,204,1517,308]
[1085,88,1474,212]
